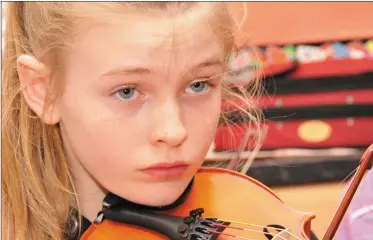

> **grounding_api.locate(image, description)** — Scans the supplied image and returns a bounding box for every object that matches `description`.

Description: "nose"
[150,101,188,148]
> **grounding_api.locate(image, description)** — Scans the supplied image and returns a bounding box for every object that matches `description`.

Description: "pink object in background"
[335,169,373,240]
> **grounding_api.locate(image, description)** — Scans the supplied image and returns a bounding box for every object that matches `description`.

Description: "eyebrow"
[193,59,223,69]
[101,67,152,77]
[101,58,223,77]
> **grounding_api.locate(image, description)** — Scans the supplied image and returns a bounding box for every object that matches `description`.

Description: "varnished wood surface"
[273,182,347,239]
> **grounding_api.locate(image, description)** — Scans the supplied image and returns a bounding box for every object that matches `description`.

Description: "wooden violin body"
[81,167,315,240]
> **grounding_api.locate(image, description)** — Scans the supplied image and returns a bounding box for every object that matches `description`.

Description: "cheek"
[58,85,144,177]
[184,91,222,150]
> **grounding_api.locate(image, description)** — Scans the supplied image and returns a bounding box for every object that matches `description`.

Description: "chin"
[150,192,184,206]
[150,185,189,207]
[124,179,191,207]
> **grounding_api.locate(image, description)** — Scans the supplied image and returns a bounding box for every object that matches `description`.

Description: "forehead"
[68,8,225,75]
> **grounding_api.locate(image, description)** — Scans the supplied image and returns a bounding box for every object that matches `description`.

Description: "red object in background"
[215,118,373,150]
[216,83,373,151]
[223,89,373,110]
[257,89,373,108]
[287,59,373,79]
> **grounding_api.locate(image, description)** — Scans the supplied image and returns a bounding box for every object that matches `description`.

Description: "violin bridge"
[272,228,290,240]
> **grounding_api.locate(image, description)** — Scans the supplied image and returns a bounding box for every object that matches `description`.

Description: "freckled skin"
[58,12,226,220]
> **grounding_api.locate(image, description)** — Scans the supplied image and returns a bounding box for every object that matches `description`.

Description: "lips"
[139,162,190,180]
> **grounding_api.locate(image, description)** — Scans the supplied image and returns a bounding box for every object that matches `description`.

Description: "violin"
[80,144,373,240]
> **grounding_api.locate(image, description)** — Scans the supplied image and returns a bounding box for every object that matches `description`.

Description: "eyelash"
[112,78,216,102]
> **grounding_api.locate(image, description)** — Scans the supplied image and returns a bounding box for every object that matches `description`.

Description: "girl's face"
[58,11,225,216]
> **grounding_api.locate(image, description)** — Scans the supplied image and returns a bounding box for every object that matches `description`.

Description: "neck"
[61,129,107,222]
[74,170,106,222]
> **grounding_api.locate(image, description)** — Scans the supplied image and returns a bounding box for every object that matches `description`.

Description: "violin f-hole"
[263,224,290,240]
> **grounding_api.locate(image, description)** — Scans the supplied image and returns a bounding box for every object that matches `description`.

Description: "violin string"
[212,223,288,240]
[216,218,300,236]
[209,226,293,240]
[212,219,303,240]
[208,229,258,240]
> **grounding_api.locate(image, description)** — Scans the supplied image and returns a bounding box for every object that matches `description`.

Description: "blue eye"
[115,88,137,100]
[186,81,209,94]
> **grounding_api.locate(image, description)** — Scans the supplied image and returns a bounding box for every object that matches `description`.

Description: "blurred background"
[203,2,373,238]
[2,2,373,239]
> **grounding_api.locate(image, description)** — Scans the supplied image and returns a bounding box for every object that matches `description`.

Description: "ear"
[17,55,60,125]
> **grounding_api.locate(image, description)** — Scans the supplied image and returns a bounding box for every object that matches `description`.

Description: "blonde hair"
[2,2,262,240]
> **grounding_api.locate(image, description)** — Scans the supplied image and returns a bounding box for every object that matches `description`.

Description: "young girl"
[2,2,261,240]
